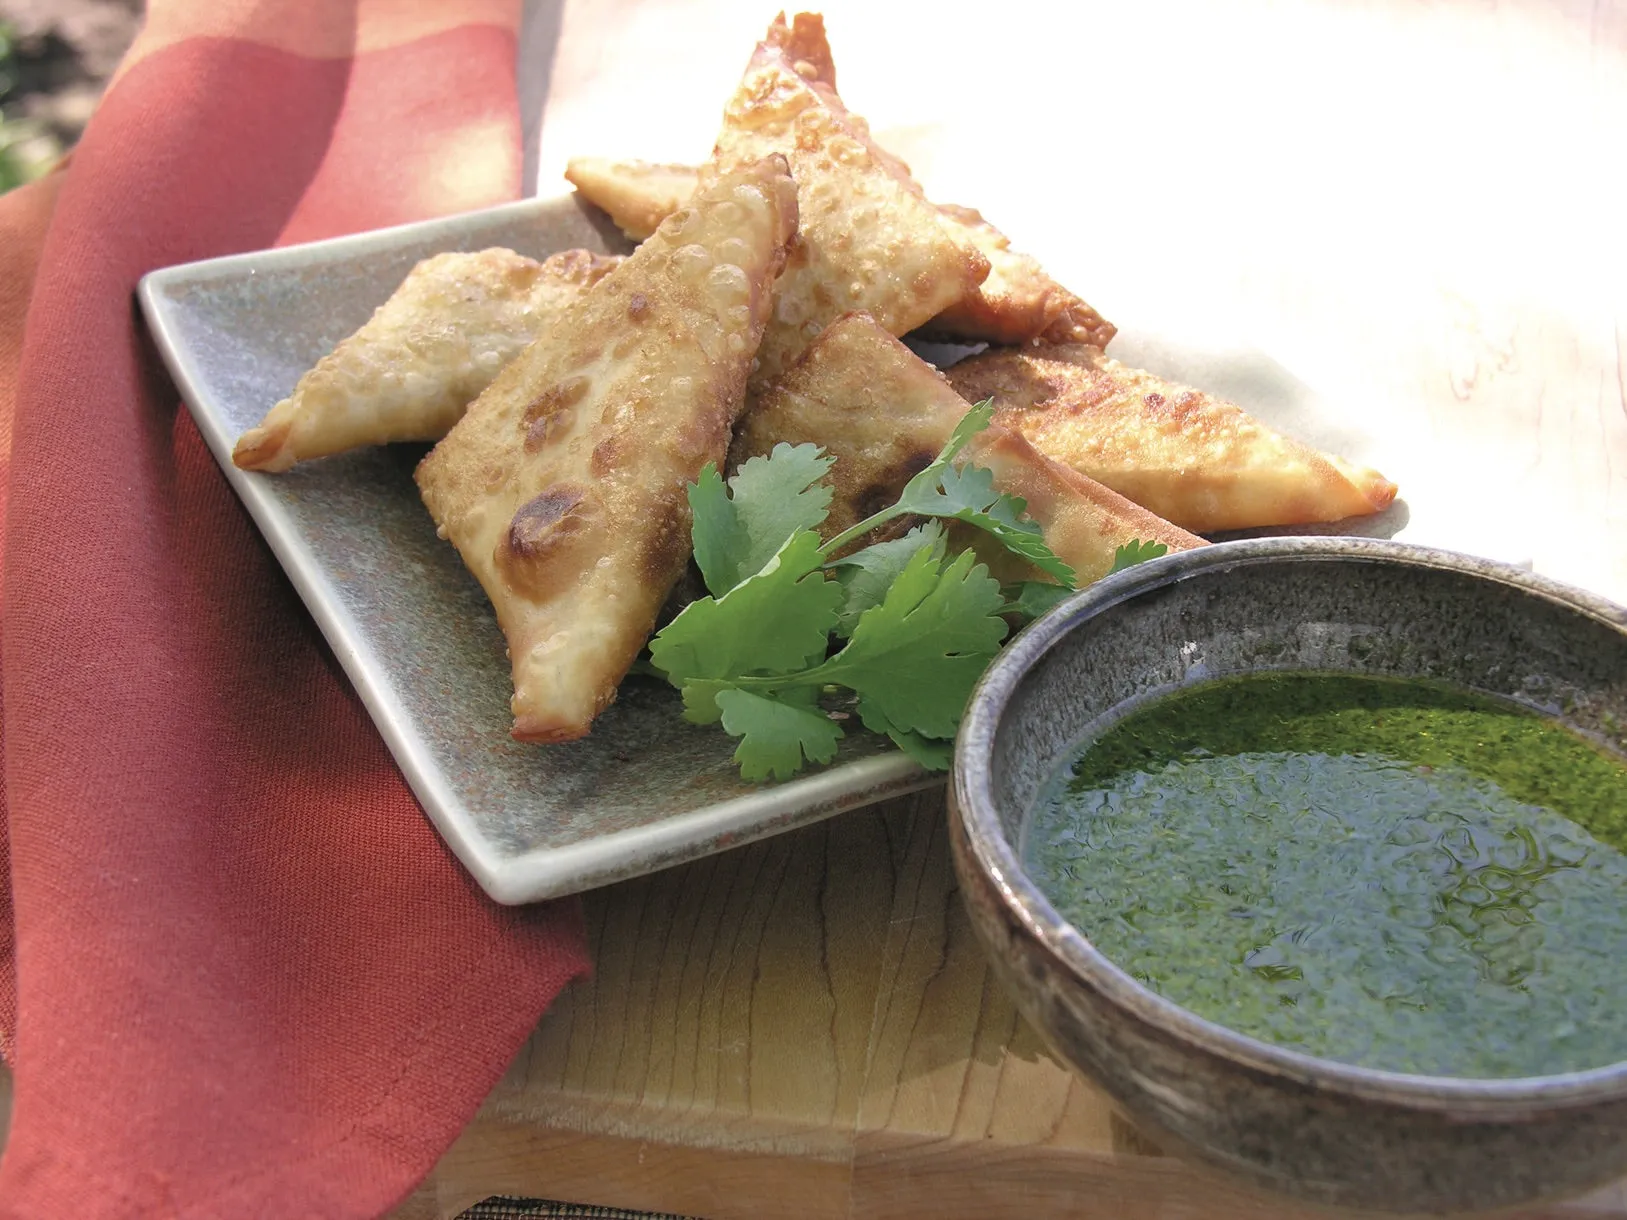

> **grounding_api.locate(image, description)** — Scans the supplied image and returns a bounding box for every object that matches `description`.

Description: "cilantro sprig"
[648,404,1168,782]
[689,443,834,593]
[819,401,1074,584]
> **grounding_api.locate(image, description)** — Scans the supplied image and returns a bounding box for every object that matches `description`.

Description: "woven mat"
[457,1198,700,1219]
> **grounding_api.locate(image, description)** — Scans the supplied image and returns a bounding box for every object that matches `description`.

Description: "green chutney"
[1024,672,1627,1079]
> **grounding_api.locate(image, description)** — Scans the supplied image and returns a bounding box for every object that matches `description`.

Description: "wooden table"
[402,0,1627,1214]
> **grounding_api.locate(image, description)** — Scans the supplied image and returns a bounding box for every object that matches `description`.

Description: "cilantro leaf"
[1108,539,1170,574]
[1007,580,1073,621]
[899,461,1075,584]
[679,679,733,725]
[685,464,737,593]
[818,400,997,556]
[715,688,843,781]
[826,522,946,637]
[937,397,998,466]
[819,400,1073,584]
[659,403,1080,783]
[886,730,953,771]
[855,699,954,771]
[682,676,821,725]
[899,458,1016,520]
[650,529,841,683]
[689,444,834,595]
[892,398,995,508]
[811,547,1008,739]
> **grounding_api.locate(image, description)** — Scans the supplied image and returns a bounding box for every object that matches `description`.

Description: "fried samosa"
[565,156,1113,349]
[947,344,1398,534]
[706,13,988,387]
[563,158,698,243]
[925,204,1115,348]
[233,248,621,472]
[730,313,1202,584]
[417,159,799,742]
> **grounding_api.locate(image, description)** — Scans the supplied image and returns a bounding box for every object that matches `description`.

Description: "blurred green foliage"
[0,23,60,194]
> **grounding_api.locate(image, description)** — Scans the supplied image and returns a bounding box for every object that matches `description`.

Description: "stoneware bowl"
[949,536,1627,1213]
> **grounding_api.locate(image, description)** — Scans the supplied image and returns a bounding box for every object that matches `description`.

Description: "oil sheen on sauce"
[1024,672,1627,1078]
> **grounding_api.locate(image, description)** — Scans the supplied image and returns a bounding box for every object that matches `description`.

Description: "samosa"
[233,248,620,472]
[700,13,990,387]
[561,162,1111,348]
[731,313,1202,585]
[947,343,1398,534]
[564,158,697,244]
[417,159,799,742]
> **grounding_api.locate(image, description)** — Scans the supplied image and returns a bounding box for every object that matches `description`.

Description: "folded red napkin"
[0,3,589,1215]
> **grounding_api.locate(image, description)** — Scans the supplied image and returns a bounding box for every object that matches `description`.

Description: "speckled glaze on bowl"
[950,536,1627,1213]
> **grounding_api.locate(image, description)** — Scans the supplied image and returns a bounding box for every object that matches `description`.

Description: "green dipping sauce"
[1024,672,1627,1079]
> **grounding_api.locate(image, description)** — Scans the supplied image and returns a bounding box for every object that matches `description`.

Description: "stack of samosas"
[233,13,1396,744]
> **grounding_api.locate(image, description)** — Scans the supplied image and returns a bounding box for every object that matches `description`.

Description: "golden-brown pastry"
[416,159,799,742]
[925,204,1115,348]
[1035,296,1119,346]
[563,158,699,243]
[947,343,1399,534]
[730,311,958,541]
[713,22,1088,351]
[562,172,1111,348]
[707,13,989,388]
[232,248,620,472]
[731,313,1202,583]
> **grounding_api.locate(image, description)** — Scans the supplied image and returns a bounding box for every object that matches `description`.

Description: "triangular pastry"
[564,156,1115,350]
[563,158,697,243]
[947,343,1398,533]
[730,313,1202,584]
[233,248,620,472]
[706,13,989,388]
[923,204,1114,348]
[416,159,799,742]
[759,23,1112,348]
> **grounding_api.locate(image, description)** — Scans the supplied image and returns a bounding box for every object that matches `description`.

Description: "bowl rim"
[953,534,1627,1113]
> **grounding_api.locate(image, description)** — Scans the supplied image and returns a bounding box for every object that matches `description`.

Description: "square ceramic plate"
[137,194,935,905]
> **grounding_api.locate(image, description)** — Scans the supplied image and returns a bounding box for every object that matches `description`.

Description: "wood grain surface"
[458,0,1627,1213]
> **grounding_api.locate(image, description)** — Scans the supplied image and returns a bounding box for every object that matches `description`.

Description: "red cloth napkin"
[0,3,590,1215]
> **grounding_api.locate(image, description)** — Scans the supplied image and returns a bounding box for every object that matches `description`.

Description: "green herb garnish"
[819,400,1074,584]
[1004,579,1074,621]
[651,403,1077,780]
[649,404,1177,780]
[1108,538,1169,573]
